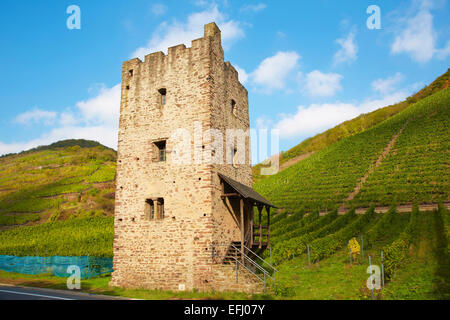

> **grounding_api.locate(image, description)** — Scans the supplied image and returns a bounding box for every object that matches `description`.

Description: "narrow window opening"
[158,88,167,105]
[129,69,134,77]
[231,99,237,116]
[145,198,165,220]
[232,147,238,168]
[126,85,130,90]
[154,140,166,162]
[158,198,165,219]
[145,199,155,220]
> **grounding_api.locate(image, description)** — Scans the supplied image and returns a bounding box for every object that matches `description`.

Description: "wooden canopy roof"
[218,173,276,208]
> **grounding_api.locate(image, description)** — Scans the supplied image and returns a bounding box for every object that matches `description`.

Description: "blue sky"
[0,0,449,162]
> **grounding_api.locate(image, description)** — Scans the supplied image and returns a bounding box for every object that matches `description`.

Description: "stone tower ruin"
[111,22,275,293]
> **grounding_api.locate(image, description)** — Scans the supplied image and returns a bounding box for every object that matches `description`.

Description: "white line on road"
[0,289,75,300]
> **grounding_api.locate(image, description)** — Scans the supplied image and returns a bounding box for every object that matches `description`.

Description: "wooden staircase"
[222,241,243,264]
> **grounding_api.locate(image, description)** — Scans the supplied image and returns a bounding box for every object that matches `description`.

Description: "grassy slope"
[0,141,117,257]
[0,142,117,227]
[253,70,450,183]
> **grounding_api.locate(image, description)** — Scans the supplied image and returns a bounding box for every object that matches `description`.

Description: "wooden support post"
[258,206,263,249]
[250,204,254,248]
[240,197,245,264]
[266,206,270,248]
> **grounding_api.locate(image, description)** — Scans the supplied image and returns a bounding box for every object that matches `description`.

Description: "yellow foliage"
[349,237,360,256]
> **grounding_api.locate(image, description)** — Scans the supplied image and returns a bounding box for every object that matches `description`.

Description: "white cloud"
[391,8,436,62]
[358,91,410,112]
[1,84,121,156]
[132,6,244,59]
[390,0,449,62]
[13,108,57,126]
[251,51,300,91]
[255,116,273,130]
[274,103,359,138]
[436,41,450,60]
[371,72,404,94]
[240,3,267,13]
[234,65,249,84]
[59,112,78,127]
[151,3,168,16]
[333,30,358,66]
[303,70,343,97]
[273,90,409,139]
[76,84,121,125]
[0,126,118,156]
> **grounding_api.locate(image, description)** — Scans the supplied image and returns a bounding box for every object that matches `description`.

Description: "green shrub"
[309,208,376,262]
[271,209,357,265]
[382,206,419,280]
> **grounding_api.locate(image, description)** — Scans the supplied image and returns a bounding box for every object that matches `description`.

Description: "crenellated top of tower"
[124,22,223,66]
[204,22,221,41]
[121,22,245,92]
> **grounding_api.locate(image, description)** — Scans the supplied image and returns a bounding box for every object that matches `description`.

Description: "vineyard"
[253,70,450,183]
[0,142,117,227]
[254,88,450,213]
[351,90,450,207]
[253,85,449,298]
[272,204,449,299]
[0,216,114,257]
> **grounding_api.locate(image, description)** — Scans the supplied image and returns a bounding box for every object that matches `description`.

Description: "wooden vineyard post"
[381,250,385,288]
[266,205,270,248]
[240,197,245,264]
[348,242,352,265]
[258,206,263,249]
[307,244,311,265]
[361,235,364,258]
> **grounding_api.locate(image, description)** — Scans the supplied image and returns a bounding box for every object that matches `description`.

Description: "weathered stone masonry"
[111,23,267,292]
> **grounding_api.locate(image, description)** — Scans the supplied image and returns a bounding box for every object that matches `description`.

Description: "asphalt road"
[0,285,128,300]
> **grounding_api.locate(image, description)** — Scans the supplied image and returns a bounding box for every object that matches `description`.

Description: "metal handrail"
[243,244,278,274]
[211,243,277,290]
[231,255,265,283]
[233,245,270,277]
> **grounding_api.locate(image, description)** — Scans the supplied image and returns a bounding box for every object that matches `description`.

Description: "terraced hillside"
[253,69,450,183]
[0,141,117,228]
[351,91,450,207]
[254,88,450,213]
